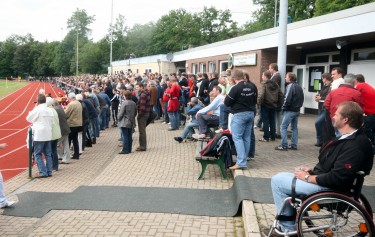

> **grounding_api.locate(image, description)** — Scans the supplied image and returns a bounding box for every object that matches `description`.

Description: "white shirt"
[331,78,344,91]
[26,103,54,141]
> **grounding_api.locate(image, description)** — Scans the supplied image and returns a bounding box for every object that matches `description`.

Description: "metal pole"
[110,0,114,75]
[277,0,288,93]
[274,0,278,27]
[28,127,33,178]
[76,20,79,76]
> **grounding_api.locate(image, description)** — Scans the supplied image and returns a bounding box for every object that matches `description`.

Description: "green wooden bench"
[194,139,228,180]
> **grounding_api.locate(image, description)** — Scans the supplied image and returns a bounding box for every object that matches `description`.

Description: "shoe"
[270,138,276,141]
[314,142,323,147]
[58,158,63,160]
[168,122,171,125]
[0,201,15,208]
[174,137,183,143]
[192,134,207,139]
[162,121,167,124]
[71,156,79,159]
[215,128,224,134]
[113,124,117,127]
[247,156,254,161]
[259,138,269,142]
[275,145,288,151]
[288,145,298,150]
[34,175,48,179]
[118,143,123,147]
[118,151,129,154]
[229,165,247,170]
[135,147,146,151]
[118,138,122,141]
[59,161,70,164]
[168,127,177,131]
[92,138,96,144]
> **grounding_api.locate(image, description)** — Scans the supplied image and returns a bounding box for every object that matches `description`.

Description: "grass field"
[0,80,27,98]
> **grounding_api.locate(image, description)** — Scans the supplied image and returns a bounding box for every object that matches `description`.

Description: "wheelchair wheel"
[358,194,373,219]
[296,192,374,237]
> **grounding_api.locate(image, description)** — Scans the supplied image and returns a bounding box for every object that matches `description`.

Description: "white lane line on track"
[0,144,27,159]
[0,83,40,128]
[0,167,28,172]
[0,126,29,141]
[0,128,22,131]
[0,87,31,114]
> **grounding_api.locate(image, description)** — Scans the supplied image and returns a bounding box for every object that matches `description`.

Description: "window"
[200,63,206,73]
[208,61,216,73]
[192,63,198,74]
[353,49,375,61]
[145,69,151,73]
[220,61,228,73]
[331,54,340,63]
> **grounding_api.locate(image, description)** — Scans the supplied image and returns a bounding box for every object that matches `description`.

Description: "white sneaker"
[215,128,224,134]
[0,201,15,208]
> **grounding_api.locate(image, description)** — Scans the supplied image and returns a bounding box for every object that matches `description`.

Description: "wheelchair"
[267,171,375,236]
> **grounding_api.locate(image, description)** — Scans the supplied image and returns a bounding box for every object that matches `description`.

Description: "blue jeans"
[197,114,219,134]
[280,111,299,149]
[163,102,169,123]
[231,111,254,167]
[271,172,328,231]
[100,108,108,130]
[180,122,198,139]
[261,106,276,140]
[33,141,53,176]
[94,117,100,137]
[168,110,179,130]
[219,104,231,129]
[121,127,133,153]
[315,109,325,142]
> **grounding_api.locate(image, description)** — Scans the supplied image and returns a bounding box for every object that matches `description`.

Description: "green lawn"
[0,80,28,98]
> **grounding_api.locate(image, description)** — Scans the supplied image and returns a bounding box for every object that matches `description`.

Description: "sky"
[1,0,255,43]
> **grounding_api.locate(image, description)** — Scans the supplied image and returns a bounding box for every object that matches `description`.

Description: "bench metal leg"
[197,161,209,180]
[197,159,228,180]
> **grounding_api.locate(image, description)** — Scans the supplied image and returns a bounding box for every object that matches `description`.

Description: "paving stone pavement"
[1,114,374,237]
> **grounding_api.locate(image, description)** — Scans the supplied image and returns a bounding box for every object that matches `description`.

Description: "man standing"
[65,93,83,160]
[275,72,304,151]
[26,94,54,178]
[355,74,375,150]
[257,70,283,142]
[330,67,345,90]
[269,63,282,138]
[192,86,224,139]
[167,73,181,131]
[224,69,257,170]
[266,101,373,235]
[135,82,151,151]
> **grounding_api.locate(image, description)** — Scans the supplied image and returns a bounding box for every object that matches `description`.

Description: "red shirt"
[167,83,180,112]
[325,84,364,119]
[356,83,375,115]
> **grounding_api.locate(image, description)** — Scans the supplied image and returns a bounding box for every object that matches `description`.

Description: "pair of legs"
[197,114,219,134]
[68,127,80,159]
[33,141,53,177]
[364,114,375,151]
[280,111,299,149]
[231,111,254,168]
[57,135,70,163]
[219,104,231,129]
[271,172,328,231]
[137,114,149,150]
[168,110,180,130]
[261,106,276,141]
[314,109,325,145]
[180,122,198,139]
[120,127,132,153]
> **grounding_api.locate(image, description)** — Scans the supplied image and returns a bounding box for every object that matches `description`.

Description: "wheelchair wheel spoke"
[296,193,374,237]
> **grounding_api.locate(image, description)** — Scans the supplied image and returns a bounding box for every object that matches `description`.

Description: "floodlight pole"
[277,0,288,93]
[76,19,79,76]
[109,0,114,75]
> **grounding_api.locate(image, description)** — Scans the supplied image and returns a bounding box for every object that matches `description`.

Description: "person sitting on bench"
[266,101,374,236]
[174,97,202,143]
[192,86,224,139]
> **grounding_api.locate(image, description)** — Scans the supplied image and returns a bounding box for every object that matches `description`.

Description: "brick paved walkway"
[1,114,374,236]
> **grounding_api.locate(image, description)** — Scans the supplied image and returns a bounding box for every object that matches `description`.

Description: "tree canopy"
[1,2,373,78]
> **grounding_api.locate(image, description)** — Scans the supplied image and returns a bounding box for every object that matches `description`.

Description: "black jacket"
[313,128,374,193]
[282,82,304,112]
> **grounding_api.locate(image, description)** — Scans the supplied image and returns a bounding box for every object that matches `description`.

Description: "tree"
[0,36,17,77]
[67,8,95,41]
[197,7,239,44]
[314,0,375,16]
[126,22,156,57]
[80,42,105,74]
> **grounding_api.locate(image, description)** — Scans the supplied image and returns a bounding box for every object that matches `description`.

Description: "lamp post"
[76,19,79,76]
[109,0,114,75]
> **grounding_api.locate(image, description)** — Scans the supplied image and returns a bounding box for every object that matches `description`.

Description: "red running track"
[0,82,65,181]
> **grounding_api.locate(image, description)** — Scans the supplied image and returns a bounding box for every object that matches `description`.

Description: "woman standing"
[118,90,137,154]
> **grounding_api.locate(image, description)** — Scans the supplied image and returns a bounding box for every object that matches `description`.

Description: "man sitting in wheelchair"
[267,101,374,236]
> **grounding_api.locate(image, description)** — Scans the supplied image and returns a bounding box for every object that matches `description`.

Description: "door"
[293,65,306,114]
